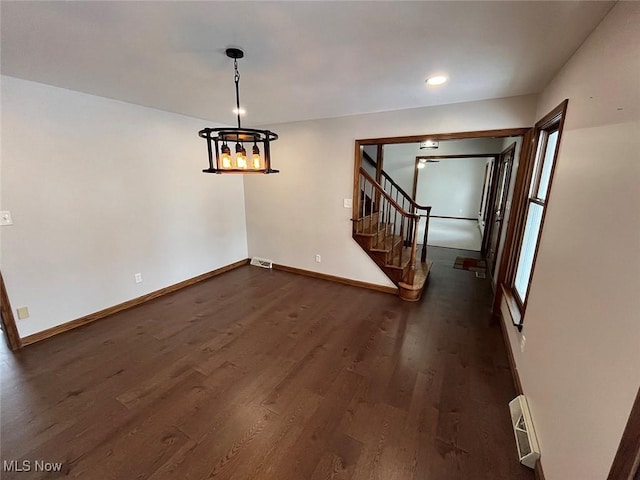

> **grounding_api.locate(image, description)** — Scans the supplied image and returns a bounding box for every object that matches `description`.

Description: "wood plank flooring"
[0,247,533,479]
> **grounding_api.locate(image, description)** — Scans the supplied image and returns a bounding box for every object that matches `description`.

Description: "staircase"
[353,167,433,301]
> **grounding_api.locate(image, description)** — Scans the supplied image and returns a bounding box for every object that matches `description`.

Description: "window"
[506,100,567,326]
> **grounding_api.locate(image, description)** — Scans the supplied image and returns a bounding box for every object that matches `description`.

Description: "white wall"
[501,3,640,479]
[415,157,487,218]
[381,143,420,195]
[382,137,505,200]
[0,76,249,337]
[243,95,537,287]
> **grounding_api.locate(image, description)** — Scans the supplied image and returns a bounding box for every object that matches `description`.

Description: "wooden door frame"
[482,142,516,269]
[353,128,531,246]
[0,271,22,350]
[478,161,494,231]
[608,387,640,479]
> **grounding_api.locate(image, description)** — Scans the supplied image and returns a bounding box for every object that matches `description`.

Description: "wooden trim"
[376,144,384,184]
[537,100,569,129]
[501,284,523,328]
[479,163,491,222]
[493,128,535,315]
[535,460,546,480]
[412,157,419,201]
[483,142,516,265]
[416,153,500,160]
[20,258,250,346]
[0,271,22,350]
[357,127,532,145]
[608,387,640,480]
[272,263,398,295]
[493,100,568,319]
[353,141,364,229]
[509,100,569,321]
[498,308,523,394]
[481,153,504,255]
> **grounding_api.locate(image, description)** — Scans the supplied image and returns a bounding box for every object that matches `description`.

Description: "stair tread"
[370,234,402,252]
[384,246,413,269]
[398,261,433,290]
[354,224,386,236]
[355,217,395,236]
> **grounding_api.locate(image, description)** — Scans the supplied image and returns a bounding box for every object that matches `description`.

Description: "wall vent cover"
[509,395,541,469]
[250,257,273,269]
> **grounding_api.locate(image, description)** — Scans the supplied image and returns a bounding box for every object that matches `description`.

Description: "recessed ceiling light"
[233,107,246,115]
[425,75,448,86]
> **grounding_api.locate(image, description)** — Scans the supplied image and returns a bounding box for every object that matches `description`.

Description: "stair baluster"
[353,167,432,301]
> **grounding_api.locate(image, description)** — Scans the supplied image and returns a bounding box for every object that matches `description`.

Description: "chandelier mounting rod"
[227,48,244,129]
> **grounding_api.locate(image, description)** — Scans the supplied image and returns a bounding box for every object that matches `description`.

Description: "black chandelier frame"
[199,48,279,174]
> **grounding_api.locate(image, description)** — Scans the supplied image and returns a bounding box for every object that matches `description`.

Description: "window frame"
[504,100,568,329]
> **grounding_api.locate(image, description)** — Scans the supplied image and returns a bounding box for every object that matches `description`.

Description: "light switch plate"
[343,199,352,208]
[0,211,13,226]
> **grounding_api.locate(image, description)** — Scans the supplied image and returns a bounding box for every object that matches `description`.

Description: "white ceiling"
[0,1,614,126]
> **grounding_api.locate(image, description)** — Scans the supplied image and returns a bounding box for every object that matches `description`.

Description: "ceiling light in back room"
[425,75,448,86]
[233,107,246,115]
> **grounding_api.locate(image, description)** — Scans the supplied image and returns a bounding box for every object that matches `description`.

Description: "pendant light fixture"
[199,48,279,174]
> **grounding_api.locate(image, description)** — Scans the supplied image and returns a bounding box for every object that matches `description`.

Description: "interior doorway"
[0,271,22,351]
[484,142,516,277]
[413,153,499,252]
[353,128,530,288]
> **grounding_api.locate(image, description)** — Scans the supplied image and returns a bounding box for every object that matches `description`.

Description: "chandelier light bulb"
[252,144,261,169]
[236,143,247,169]
[221,144,232,169]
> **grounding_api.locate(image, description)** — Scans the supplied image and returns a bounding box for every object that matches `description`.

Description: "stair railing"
[356,168,432,285]
[378,170,432,263]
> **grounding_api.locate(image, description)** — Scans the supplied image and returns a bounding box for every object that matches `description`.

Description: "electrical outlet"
[343,199,352,208]
[315,254,321,263]
[134,273,143,283]
[16,306,29,320]
[520,335,526,353]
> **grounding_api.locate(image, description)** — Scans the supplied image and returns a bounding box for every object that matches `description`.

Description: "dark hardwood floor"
[0,247,533,479]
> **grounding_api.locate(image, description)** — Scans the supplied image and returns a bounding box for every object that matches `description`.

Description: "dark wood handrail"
[362,150,377,168]
[380,170,431,212]
[354,165,433,288]
[361,150,429,212]
[359,168,418,219]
